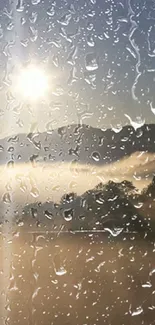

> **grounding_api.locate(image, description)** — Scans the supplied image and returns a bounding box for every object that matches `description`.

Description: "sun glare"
[15,65,49,101]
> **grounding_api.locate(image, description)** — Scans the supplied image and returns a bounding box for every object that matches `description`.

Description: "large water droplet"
[63,208,73,221]
[7,146,14,153]
[142,281,152,288]
[104,227,124,237]
[85,53,98,71]
[134,202,143,209]
[124,114,145,131]
[16,0,24,12]
[129,305,143,316]
[55,267,67,276]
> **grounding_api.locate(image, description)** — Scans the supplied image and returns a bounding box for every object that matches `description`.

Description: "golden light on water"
[14,65,49,101]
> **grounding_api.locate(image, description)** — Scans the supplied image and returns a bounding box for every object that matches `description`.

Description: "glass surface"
[0,0,155,324]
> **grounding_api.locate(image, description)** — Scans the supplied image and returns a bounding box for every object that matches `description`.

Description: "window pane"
[0,0,155,324]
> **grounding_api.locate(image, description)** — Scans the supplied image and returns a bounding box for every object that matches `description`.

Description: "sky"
[0,0,155,136]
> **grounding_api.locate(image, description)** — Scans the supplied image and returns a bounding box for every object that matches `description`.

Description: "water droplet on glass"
[58,13,72,26]
[63,208,73,221]
[87,10,95,17]
[134,202,143,209]
[3,192,11,204]
[30,26,38,42]
[7,146,14,153]
[150,102,155,115]
[21,17,26,25]
[30,187,39,198]
[124,114,145,131]
[142,281,152,288]
[149,268,155,276]
[95,261,105,272]
[104,227,124,237]
[87,22,94,31]
[92,151,101,162]
[31,208,38,218]
[32,0,41,4]
[84,72,96,88]
[32,287,41,300]
[29,12,38,23]
[78,215,85,221]
[7,22,14,31]
[21,39,29,47]
[87,35,95,47]
[16,0,24,12]
[85,53,98,71]
[52,85,64,96]
[47,7,55,17]
[111,124,122,133]
[129,305,143,316]
[0,25,3,39]
[55,267,67,276]
[67,46,77,65]
[44,210,53,220]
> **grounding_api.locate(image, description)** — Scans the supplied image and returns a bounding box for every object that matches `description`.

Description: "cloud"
[0,151,154,215]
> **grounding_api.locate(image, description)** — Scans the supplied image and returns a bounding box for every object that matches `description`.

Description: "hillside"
[21,180,150,234]
[1,123,155,166]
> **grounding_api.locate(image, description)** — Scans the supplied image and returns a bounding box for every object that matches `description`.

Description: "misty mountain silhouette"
[1,123,155,166]
[22,180,149,233]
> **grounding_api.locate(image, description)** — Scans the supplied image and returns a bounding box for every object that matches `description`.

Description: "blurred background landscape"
[0,122,155,234]
[1,0,155,323]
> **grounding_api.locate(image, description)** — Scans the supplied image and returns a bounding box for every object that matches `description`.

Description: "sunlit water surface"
[0,232,155,325]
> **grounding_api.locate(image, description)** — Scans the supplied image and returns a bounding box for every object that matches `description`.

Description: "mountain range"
[1,123,155,166]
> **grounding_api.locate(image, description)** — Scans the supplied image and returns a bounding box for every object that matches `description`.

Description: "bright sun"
[15,65,49,101]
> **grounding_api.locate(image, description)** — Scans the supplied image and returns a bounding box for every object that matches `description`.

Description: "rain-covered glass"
[0,0,155,324]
